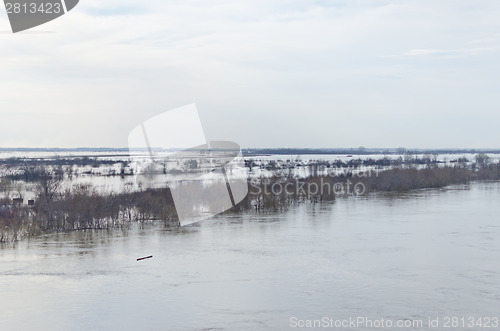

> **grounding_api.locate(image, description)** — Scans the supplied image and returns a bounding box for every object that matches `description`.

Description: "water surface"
[1,182,500,330]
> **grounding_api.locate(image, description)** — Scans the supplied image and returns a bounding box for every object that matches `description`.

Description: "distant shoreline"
[2,147,500,156]
[2,152,500,242]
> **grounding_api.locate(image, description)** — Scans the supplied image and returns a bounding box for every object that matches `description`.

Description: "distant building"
[12,198,23,205]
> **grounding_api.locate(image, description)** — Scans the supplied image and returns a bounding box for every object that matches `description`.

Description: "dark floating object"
[137,255,153,261]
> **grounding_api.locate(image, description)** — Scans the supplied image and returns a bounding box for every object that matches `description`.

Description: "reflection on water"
[1,182,500,330]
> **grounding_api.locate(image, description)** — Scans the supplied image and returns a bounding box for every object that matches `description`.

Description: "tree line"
[1,154,500,242]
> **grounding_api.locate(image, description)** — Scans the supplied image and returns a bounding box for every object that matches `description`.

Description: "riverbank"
[1,155,500,242]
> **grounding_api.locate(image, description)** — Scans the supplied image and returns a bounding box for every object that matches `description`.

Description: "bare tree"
[35,171,62,230]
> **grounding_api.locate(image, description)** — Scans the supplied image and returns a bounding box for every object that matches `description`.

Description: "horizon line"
[1,147,500,153]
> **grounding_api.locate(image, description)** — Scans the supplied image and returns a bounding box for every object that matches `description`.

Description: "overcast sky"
[1,0,500,149]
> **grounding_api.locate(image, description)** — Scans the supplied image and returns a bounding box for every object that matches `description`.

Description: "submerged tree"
[34,170,62,230]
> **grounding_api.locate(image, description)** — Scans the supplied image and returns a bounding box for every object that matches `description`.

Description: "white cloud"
[404,47,500,58]
[1,0,500,148]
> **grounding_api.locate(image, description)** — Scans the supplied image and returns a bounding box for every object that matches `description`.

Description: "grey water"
[1,182,500,330]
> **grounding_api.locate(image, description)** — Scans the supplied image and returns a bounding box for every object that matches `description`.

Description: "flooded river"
[1,182,500,330]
